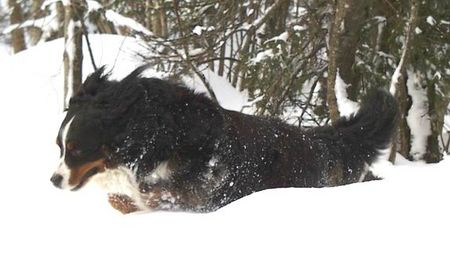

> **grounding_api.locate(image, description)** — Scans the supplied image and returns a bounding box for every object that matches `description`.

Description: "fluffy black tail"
[334,89,399,165]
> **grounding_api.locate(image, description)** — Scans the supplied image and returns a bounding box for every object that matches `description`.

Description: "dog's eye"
[66,142,75,151]
[66,142,82,157]
[71,149,83,157]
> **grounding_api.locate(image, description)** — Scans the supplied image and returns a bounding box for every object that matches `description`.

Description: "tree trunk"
[45,1,65,41]
[151,0,162,36]
[218,34,226,77]
[392,70,412,161]
[149,0,167,37]
[327,0,370,124]
[388,0,419,162]
[63,0,86,108]
[8,0,26,53]
[423,81,450,163]
[145,0,152,30]
[264,0,290,38]
[28,0,45,45]
[326,0,346,123]
[159,0,168,38]
[335,0,371,100]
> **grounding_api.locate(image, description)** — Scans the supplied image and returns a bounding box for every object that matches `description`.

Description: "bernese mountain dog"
[50,65,398,214]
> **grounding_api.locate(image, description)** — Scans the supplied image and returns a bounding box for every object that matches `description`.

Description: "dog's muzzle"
[50,158,106,191]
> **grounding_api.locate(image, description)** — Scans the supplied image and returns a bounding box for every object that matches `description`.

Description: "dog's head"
[51,117,105,190]
[51,67,113,190]
[50,66,148,190]
[51,65,223,191]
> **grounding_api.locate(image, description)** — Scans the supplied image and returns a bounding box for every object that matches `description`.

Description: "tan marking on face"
[68,158,106,187]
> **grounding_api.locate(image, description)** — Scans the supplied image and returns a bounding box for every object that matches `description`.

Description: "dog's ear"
[119,64,151,87]
[74,66,110,98]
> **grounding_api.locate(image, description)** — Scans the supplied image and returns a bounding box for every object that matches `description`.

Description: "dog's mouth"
[67,158,106,191]
[71,167,100,191]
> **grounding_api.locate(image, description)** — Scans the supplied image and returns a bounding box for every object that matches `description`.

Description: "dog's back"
[209,90,398,208]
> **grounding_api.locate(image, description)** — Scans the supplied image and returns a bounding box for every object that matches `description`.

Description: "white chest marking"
[90,166,149,211]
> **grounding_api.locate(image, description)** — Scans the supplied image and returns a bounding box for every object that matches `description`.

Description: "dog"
[50,65,398,214]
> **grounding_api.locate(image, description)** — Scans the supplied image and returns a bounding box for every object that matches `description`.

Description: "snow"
[192,25,215,36]
[293,25,307,32]
[0,35,449,274]
[2,13,57,35]
[183,65,249,112]
[406,70,431,160]
[426,16,437,26]
[193,25,205,35]
[374,16,386,23]
[251,48,275,64]
[335,69,360,117]
[434,71,442,80]
[0,42,10,57]
[42,0,64,7]
[389,46,407,96]
[86,0,103,12]
[282,78,322,126]
[445,115,450,131]
[295,6,308,17]
[105,10,152,36]
[266,31,289,43]
[0,0,8,9]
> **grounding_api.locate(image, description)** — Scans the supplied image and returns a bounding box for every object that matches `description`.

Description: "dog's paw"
[108,194,139,214]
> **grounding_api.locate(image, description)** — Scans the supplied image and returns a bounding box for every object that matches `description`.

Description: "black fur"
[62,66,398,212]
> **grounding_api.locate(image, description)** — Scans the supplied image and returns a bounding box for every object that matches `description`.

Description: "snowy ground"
[0,35,449,274]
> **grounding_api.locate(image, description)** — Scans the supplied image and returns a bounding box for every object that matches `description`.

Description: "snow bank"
[183,66,249,112]
[105,10,153,36]
[0,35,449,274]
[0,42,10,58]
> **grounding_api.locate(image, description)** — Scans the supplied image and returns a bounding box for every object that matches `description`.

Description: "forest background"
[1,0,449,164]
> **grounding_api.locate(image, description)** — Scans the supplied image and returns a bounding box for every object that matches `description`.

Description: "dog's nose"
[50,174,63,188]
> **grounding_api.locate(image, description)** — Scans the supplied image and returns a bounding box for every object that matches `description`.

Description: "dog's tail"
[316,89,398,186]
[334,89,398,162]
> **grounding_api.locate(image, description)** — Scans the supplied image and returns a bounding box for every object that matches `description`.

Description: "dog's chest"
[141,155,230,211]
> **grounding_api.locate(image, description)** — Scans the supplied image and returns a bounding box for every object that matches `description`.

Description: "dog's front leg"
[107,193,139,214]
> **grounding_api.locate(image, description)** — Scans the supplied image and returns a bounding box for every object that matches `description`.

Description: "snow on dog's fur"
[51,65,398,213]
